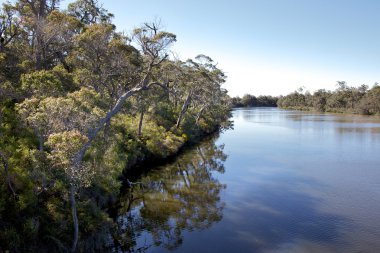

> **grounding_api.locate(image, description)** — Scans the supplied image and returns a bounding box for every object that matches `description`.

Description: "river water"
[113,108,380,253]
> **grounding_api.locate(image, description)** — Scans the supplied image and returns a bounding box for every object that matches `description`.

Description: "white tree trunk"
[176,93,192,128]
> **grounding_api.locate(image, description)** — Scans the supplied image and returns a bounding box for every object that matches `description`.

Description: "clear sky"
[6,0,380,96]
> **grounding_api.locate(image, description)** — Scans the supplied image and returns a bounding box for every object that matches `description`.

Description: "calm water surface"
[114,108,380,253]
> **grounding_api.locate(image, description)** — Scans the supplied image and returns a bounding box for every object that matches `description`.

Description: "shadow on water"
[109,136,227,253]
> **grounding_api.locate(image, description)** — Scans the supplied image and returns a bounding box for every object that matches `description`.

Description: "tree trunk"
[195,105,206,126]
[36,46,42,69]
[69,66,153,251]
[38,134,44,151]
[35,16,45,69]
[176,93,191,129]
[137,110,145,137]
[0,151,16,196]
[75,86,144,164]
[55,51,71,72]
[70,184,79,253]
[103,120,110,140]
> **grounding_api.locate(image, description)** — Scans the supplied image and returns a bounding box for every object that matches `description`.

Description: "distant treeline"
[278,82,380,115]
[231,94,278,107]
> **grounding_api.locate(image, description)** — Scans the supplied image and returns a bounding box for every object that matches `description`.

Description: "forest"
[278,82,380,115]
[230,94,278,107]
[230,82,380,116]
[0,0,231,252]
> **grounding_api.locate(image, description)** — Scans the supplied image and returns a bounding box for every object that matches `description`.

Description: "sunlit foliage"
[0,0,231,252]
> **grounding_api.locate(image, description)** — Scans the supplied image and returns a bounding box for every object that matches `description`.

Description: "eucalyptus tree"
[133,90,153,137]
[12,18,177,251]
[190,55,227,127]
[278,82,380,115]
[70,23,141,104]
[0,0,233,250]
[357,85,380,115]
[42,10,82,71]
[0,2,26,85]
[312,89,329,112]
[171,59,203,129]
[277,90,307,108]
[65,22,175,252]
[72,21,176,161]
[16,0,59,69]
[0,2,20,52]
[67,0,113,25]
[174,55,227,130]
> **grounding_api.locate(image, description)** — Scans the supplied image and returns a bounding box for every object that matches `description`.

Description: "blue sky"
[5,0,380,96]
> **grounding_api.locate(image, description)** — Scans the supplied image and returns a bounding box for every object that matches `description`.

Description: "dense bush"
[0,1,232,252]
[231,94,278,107]
[278,82,380,115]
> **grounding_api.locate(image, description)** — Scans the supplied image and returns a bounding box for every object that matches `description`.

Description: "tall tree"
[67,0,113,25]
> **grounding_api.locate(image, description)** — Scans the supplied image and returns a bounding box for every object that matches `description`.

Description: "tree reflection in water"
[112,137,227,252]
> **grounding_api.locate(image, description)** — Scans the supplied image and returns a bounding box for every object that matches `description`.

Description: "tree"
[312,89,329,112]
[172,55,227,130]
[0,2,20,52]
[278,82,380,115]
[67,0,113,25]
[357,85,380,115]
[67,22,176,252]
[70,23,141,102]
[17,0,60,69]
[0,1,232,250]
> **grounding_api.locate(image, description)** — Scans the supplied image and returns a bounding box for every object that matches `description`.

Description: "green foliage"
[150,101,178,130]
[20,70,64,98]
[356,85,380,115]
[231,94,278,107]
[0,1,231,252]
[47,130,88,167]
[277,91,307,109]
[143,122,184,158]
[278,82,380,115]
[68,0,114,25]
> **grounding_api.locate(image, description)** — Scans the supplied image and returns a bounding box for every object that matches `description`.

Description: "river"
[112,107,380,253]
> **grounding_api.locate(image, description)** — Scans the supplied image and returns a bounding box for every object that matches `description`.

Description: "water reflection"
[223,174,348,252]
[222,108,380,253]
[109,108,380,253]
[236,108,380,142]
[111,137,226,252]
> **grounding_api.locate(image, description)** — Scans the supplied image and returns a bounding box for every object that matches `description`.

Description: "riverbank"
[0,104,232,253]
[121,127,229,183]
[109,132,228,252]
[0,2,236,251]
[278,105,380,117]
[277,84,380,115]
[107,107,380,253]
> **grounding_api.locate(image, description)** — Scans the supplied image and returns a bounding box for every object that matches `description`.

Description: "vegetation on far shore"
[278,82,380,115]
[230,94,278,107]
[230,81,380,116]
